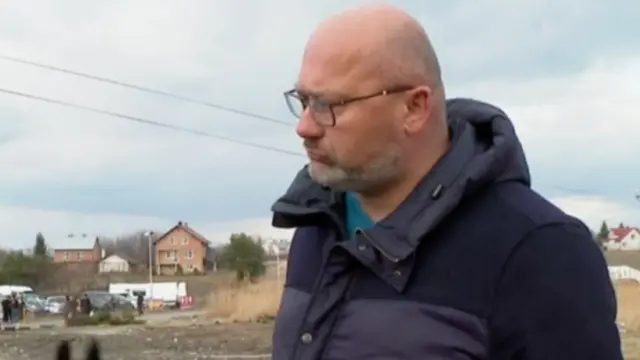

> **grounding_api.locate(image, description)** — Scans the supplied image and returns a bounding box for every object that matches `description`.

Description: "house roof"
[609,227,640,242]
[153,221,211,246]
[54,236,101,252]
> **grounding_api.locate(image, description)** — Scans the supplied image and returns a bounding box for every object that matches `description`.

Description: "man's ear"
[403,86,431,134]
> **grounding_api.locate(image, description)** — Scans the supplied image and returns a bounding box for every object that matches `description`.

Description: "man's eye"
[313,98,331,110]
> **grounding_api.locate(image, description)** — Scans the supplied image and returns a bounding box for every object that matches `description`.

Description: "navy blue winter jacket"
[270,98,622,360]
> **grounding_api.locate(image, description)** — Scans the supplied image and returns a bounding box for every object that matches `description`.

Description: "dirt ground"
[2,278,639,359]
[0,322,274,360]
[3,321,634,359]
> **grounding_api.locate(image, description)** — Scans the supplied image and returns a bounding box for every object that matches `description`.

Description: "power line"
[0,87,305,158]
[0,86,604,197]
[0,54,294,127]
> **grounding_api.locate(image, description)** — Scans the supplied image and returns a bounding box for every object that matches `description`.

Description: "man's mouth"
[306,150,330,164]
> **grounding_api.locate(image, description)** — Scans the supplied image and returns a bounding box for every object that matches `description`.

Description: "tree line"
[0,232,55,287]
[0,230,273,289]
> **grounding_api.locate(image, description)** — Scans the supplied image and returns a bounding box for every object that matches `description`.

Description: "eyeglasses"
[283,85,414,127]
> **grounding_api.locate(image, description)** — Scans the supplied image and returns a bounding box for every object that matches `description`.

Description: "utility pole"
[144,231,154,302]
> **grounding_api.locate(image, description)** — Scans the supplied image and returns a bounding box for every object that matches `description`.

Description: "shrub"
[66,309,144,327]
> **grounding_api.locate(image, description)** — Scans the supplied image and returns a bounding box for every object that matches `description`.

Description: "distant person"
[64,296,77,326]
[136,293,144,315]
[10,293,21,324]
[17,294,25,321]
[270,3,621,360]
[80,294,92,316]
[1,295,10,325]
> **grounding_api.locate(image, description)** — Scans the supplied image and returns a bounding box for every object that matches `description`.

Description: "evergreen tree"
[597,221,610,239]
[33,232,48,256]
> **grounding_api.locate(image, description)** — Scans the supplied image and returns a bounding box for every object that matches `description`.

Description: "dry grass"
[617,281,640,330]
[204,273,640,356]
[206,278,284,322]
[617,281,640,359]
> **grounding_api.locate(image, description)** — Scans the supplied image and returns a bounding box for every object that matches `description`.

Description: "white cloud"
[0,204,292,250]
[552,196,640,229]
[451,55,640,166]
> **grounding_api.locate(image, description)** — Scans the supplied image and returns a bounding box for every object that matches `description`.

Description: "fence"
[608,266,640,282]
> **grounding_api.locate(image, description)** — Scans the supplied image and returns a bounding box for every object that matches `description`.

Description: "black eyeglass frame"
[283,85,415,127]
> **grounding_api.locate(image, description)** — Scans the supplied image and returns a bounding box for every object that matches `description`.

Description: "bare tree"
[99,230,162,267]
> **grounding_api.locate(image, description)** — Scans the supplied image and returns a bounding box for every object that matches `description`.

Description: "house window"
[170,236,175,245]
[185,250,193,259]
[76,252,82,260]
[165,250,178,260]
[187,264,194,271]
[183,237,189,245]
[63,252,69,261]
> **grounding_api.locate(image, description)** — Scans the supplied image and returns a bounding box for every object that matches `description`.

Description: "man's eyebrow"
[293,83,333,98]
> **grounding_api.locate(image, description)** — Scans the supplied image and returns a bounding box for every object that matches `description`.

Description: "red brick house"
[52,236,104,272]
[154,221,213,275]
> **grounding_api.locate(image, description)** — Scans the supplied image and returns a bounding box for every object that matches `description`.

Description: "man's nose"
[295,108,324,139]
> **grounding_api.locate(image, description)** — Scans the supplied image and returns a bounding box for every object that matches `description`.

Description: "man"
[80,293,93,316]
[64,295,78,327]
[137,292,144,315]
[271,4,622,360]
[1,295,10,327]
[9,293,21,325]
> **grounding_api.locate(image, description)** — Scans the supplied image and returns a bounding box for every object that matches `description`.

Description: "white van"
[0,285,34,296]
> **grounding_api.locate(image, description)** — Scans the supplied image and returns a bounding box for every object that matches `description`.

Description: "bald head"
[305,4,442,89]
[294,4,449,197]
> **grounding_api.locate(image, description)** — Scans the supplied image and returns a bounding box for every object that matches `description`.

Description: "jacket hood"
[271,98,530,257]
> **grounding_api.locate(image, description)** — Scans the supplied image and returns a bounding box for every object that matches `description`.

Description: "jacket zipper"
[354,227,400,263]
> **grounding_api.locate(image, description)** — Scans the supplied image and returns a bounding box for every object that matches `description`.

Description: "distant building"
[154,221,215,275]
[99,253,142,273]
[262,238,291,257]
[52,235,104,272]
[604,226,640,251]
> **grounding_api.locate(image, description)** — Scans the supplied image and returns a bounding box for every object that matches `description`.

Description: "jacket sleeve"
[488,223,622,360]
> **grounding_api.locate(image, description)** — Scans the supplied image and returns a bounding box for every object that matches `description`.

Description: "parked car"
[45,295,67,314]
[21,292,47,314]
[83,291,134,312]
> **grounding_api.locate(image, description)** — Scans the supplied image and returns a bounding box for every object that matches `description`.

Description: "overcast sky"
[0,0,638,249]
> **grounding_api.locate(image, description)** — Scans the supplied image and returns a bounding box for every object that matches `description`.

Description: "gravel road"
[0,322,274,360]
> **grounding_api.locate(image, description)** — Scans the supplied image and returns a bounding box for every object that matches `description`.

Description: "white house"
[99,254,137,273]
[262,238,291,256]
[604,227,640,250]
